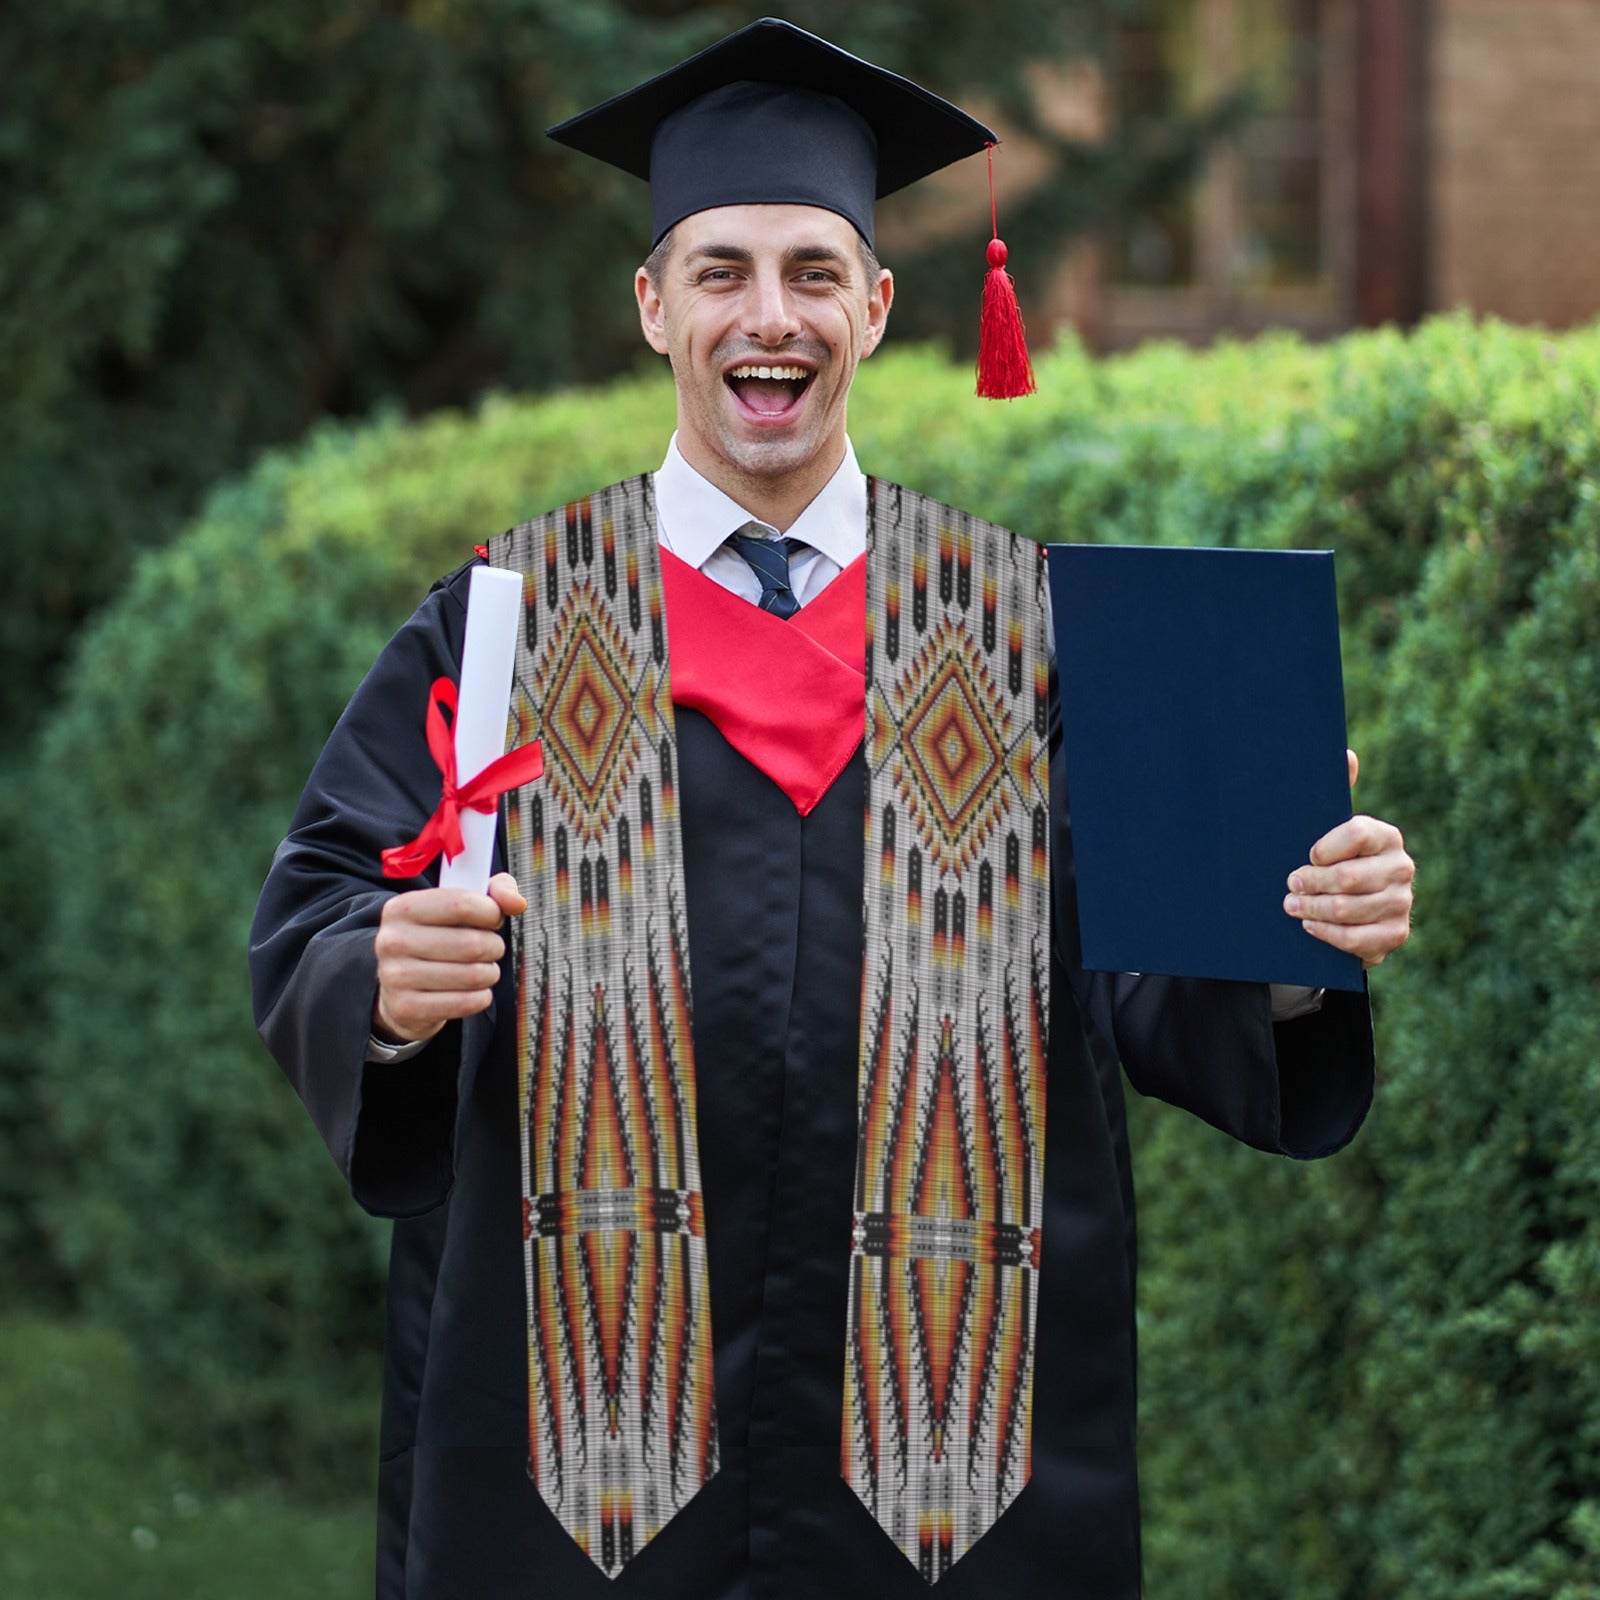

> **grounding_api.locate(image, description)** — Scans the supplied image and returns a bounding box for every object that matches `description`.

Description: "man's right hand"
[372,871,527,1045]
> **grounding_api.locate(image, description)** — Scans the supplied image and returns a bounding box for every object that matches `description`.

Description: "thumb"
[1347,748,1360,792]
[487,871,528,917]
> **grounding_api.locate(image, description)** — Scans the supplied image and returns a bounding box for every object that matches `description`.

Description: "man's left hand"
[1284,750,1415,969]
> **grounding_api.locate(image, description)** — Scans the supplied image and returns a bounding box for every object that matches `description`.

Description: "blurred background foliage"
[6,1,1600,1594]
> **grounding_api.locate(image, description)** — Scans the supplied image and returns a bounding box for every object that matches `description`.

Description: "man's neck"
[675,436,847,533]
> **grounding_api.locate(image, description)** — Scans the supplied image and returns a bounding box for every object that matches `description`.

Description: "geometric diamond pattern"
[892,617,1012,878]
[532,577,643,847]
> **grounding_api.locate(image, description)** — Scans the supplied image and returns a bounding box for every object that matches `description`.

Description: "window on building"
[1099,0,1356,344]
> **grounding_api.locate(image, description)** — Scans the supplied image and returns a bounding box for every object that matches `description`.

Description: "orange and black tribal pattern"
[845,482,1051,1583]
[491,478,717,1578]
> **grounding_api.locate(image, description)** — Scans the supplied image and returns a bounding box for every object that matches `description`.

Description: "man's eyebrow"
[683,243,755,267]
[782,243,853,271]
[682,242,855,271]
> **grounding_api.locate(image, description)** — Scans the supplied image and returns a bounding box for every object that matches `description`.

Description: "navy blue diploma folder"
[1047,544,1364,993]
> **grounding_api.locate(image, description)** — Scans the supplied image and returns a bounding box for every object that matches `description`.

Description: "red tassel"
[976,146,1035,400]
[977,239,1036,399]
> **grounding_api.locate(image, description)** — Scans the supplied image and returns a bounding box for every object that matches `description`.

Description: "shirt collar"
[654,434,867,570]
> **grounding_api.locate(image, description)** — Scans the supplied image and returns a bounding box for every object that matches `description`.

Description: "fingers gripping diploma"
[372,871,528,1045]
[1284,750,1416,969]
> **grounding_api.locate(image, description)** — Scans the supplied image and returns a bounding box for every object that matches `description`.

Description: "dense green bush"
[34,378,675,1478]
[36,318,1600,1600]
[1112,325,1600,1599]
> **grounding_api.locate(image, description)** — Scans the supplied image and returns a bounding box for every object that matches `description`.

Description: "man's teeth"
[727,365,808,380]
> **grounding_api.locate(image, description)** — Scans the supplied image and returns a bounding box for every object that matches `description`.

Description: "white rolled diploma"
[438,565,524,893]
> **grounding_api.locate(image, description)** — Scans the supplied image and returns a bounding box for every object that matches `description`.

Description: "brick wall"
[1431,0,1600,327]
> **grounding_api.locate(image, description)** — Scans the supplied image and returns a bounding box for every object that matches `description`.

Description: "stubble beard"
[691,335,844,488]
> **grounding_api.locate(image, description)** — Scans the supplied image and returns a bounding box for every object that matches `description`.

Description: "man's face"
[635,204,893,501]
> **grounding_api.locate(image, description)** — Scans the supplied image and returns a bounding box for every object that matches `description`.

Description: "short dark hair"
[643,227,676,291]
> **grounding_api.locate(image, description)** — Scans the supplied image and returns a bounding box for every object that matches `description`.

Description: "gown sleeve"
[1047,676,1375,1160]
[248,562,498,1216]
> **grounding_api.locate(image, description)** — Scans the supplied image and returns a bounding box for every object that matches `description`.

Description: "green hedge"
[34,318,1600,1599]
[1114,326,1600,1600]
[33,379,676,1478]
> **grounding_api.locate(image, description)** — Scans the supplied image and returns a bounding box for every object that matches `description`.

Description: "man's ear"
[861,268,894,358]
[636,267,670,355]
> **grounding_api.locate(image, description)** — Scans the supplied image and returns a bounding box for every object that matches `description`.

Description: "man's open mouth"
[726,363,812,416]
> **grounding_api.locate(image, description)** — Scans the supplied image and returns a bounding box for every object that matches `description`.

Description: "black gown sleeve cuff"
[350,1030,461,1217]
[1269,982,1375,1159]
[254,911,460,1217]
[1082,969,1374,1160]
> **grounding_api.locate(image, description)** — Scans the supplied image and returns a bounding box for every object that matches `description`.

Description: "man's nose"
[745,272,801,346]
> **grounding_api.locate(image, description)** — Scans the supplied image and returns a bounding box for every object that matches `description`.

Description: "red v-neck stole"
[659,549,866,815]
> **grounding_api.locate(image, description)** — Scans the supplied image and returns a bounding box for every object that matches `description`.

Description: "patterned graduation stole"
[845,482,1050,1580]
[490,475,1049,1584]
[493,479,716,1576]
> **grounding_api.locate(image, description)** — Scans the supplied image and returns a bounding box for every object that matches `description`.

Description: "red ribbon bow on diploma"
[381,677,544,879]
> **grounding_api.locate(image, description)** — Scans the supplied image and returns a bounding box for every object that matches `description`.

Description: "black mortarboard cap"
[547,17,998,249]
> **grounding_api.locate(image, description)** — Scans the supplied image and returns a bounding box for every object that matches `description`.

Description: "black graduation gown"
[250,557,1374,1600]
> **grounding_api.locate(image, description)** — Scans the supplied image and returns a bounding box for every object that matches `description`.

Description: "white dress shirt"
[653,433,865,603]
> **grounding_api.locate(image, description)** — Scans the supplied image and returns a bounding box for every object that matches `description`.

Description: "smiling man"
[637,207,890,528]
[250,19,1413,1600]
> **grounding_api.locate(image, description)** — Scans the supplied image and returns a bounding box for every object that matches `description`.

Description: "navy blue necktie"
[727,527,806,619]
